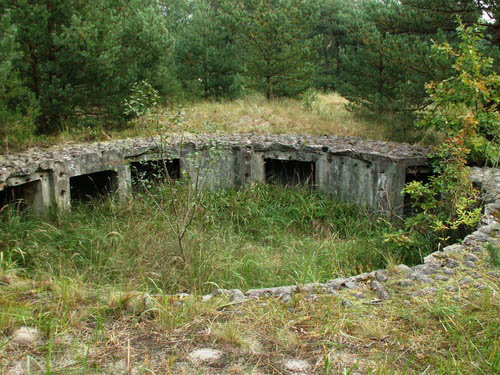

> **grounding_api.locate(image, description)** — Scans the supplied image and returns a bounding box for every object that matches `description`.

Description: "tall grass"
[1,184,497,375]
[0,183,418,294]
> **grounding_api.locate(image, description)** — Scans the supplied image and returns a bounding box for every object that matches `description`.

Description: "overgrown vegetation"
[0,184,413,294]
[387,23,497,256]
[0,195,498,373]
[0,3,499,372]
[0,0,498,147]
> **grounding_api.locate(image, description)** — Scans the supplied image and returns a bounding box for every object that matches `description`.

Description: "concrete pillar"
[316,154,330,194]
[52,164,71,210]
[116,165,131,202]
[249,153,265,183]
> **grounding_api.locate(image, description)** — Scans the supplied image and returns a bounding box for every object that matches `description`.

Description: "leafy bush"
[389,23,494,256]
[419,22,500,165]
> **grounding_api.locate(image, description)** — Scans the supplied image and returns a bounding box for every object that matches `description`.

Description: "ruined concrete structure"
[0,134,430,215]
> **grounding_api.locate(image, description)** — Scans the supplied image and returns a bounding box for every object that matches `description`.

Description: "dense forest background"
[0,0,498,141]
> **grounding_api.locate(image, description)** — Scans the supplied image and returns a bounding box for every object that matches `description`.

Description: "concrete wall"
[0,134,430,216]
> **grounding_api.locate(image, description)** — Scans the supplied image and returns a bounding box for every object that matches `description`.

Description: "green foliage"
[486,243,500,268]
[334,0,452,115]
[301,89,318,111]
[328,0,500,134]
[311,0,342,92]
[419,23,500,165]
[173,0,243,99]
[0,11,38,149]
[392,24,493,254]
[220,0,322,99]
[402,139,481,247]
[0,0,172,133]
[124,80,160,119]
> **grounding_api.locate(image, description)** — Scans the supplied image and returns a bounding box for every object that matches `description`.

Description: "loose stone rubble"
[283,359,311,373]
[9,327,43,348]
[189,348,225,365]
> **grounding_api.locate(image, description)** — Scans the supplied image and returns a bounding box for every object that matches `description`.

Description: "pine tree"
[0,0,172,132]
[0,11,38,148]
[331,0,499,129]
[173,0,242,99]
[400,1,499,45]
[220,0,322,99]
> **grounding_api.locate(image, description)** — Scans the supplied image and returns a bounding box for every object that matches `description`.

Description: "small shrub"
[301,88,318,111]
[418,21,500,166]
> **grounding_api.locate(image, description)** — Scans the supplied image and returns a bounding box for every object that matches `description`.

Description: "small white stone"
[284,359,310,372]
[5,361,26,375]
[201,294,212,302]
[10,326,43,347]
[189,347,224,364]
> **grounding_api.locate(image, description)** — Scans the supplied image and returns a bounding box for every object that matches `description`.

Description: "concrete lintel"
[126,149,181,163]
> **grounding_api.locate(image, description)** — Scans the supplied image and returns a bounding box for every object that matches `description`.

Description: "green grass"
[487,243,500,268]
[0,183,415,295]
[2,183,497,374]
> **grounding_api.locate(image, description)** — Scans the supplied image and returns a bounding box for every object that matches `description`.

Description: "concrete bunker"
[130,158,181,188]
[264,158,315,187]
[0,134,431,213]
[69,170,118,202]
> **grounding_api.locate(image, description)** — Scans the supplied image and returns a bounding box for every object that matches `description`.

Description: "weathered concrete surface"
[0,134,430,214]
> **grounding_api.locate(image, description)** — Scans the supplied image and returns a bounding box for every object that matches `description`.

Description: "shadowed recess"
[130,159,180,189]
[0,180,41,211]
[265,159,315,187]
[70,170,118,202]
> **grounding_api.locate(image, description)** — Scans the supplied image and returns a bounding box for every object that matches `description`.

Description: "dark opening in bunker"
[0,180,41,210]
[130,159,180,189]
[70,170,117,202]
[265,159,315,187]
[404,166,433,215]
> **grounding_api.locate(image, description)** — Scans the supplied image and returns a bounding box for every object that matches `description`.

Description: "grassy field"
[0,183,498,374]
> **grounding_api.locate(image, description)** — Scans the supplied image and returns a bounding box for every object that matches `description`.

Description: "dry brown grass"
[5,92,440,155]
[28,93,390,152]
[166,93,386,139]
[1,265,499,374]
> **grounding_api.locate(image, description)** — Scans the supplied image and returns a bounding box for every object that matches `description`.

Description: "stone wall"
[0,134,430,215]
